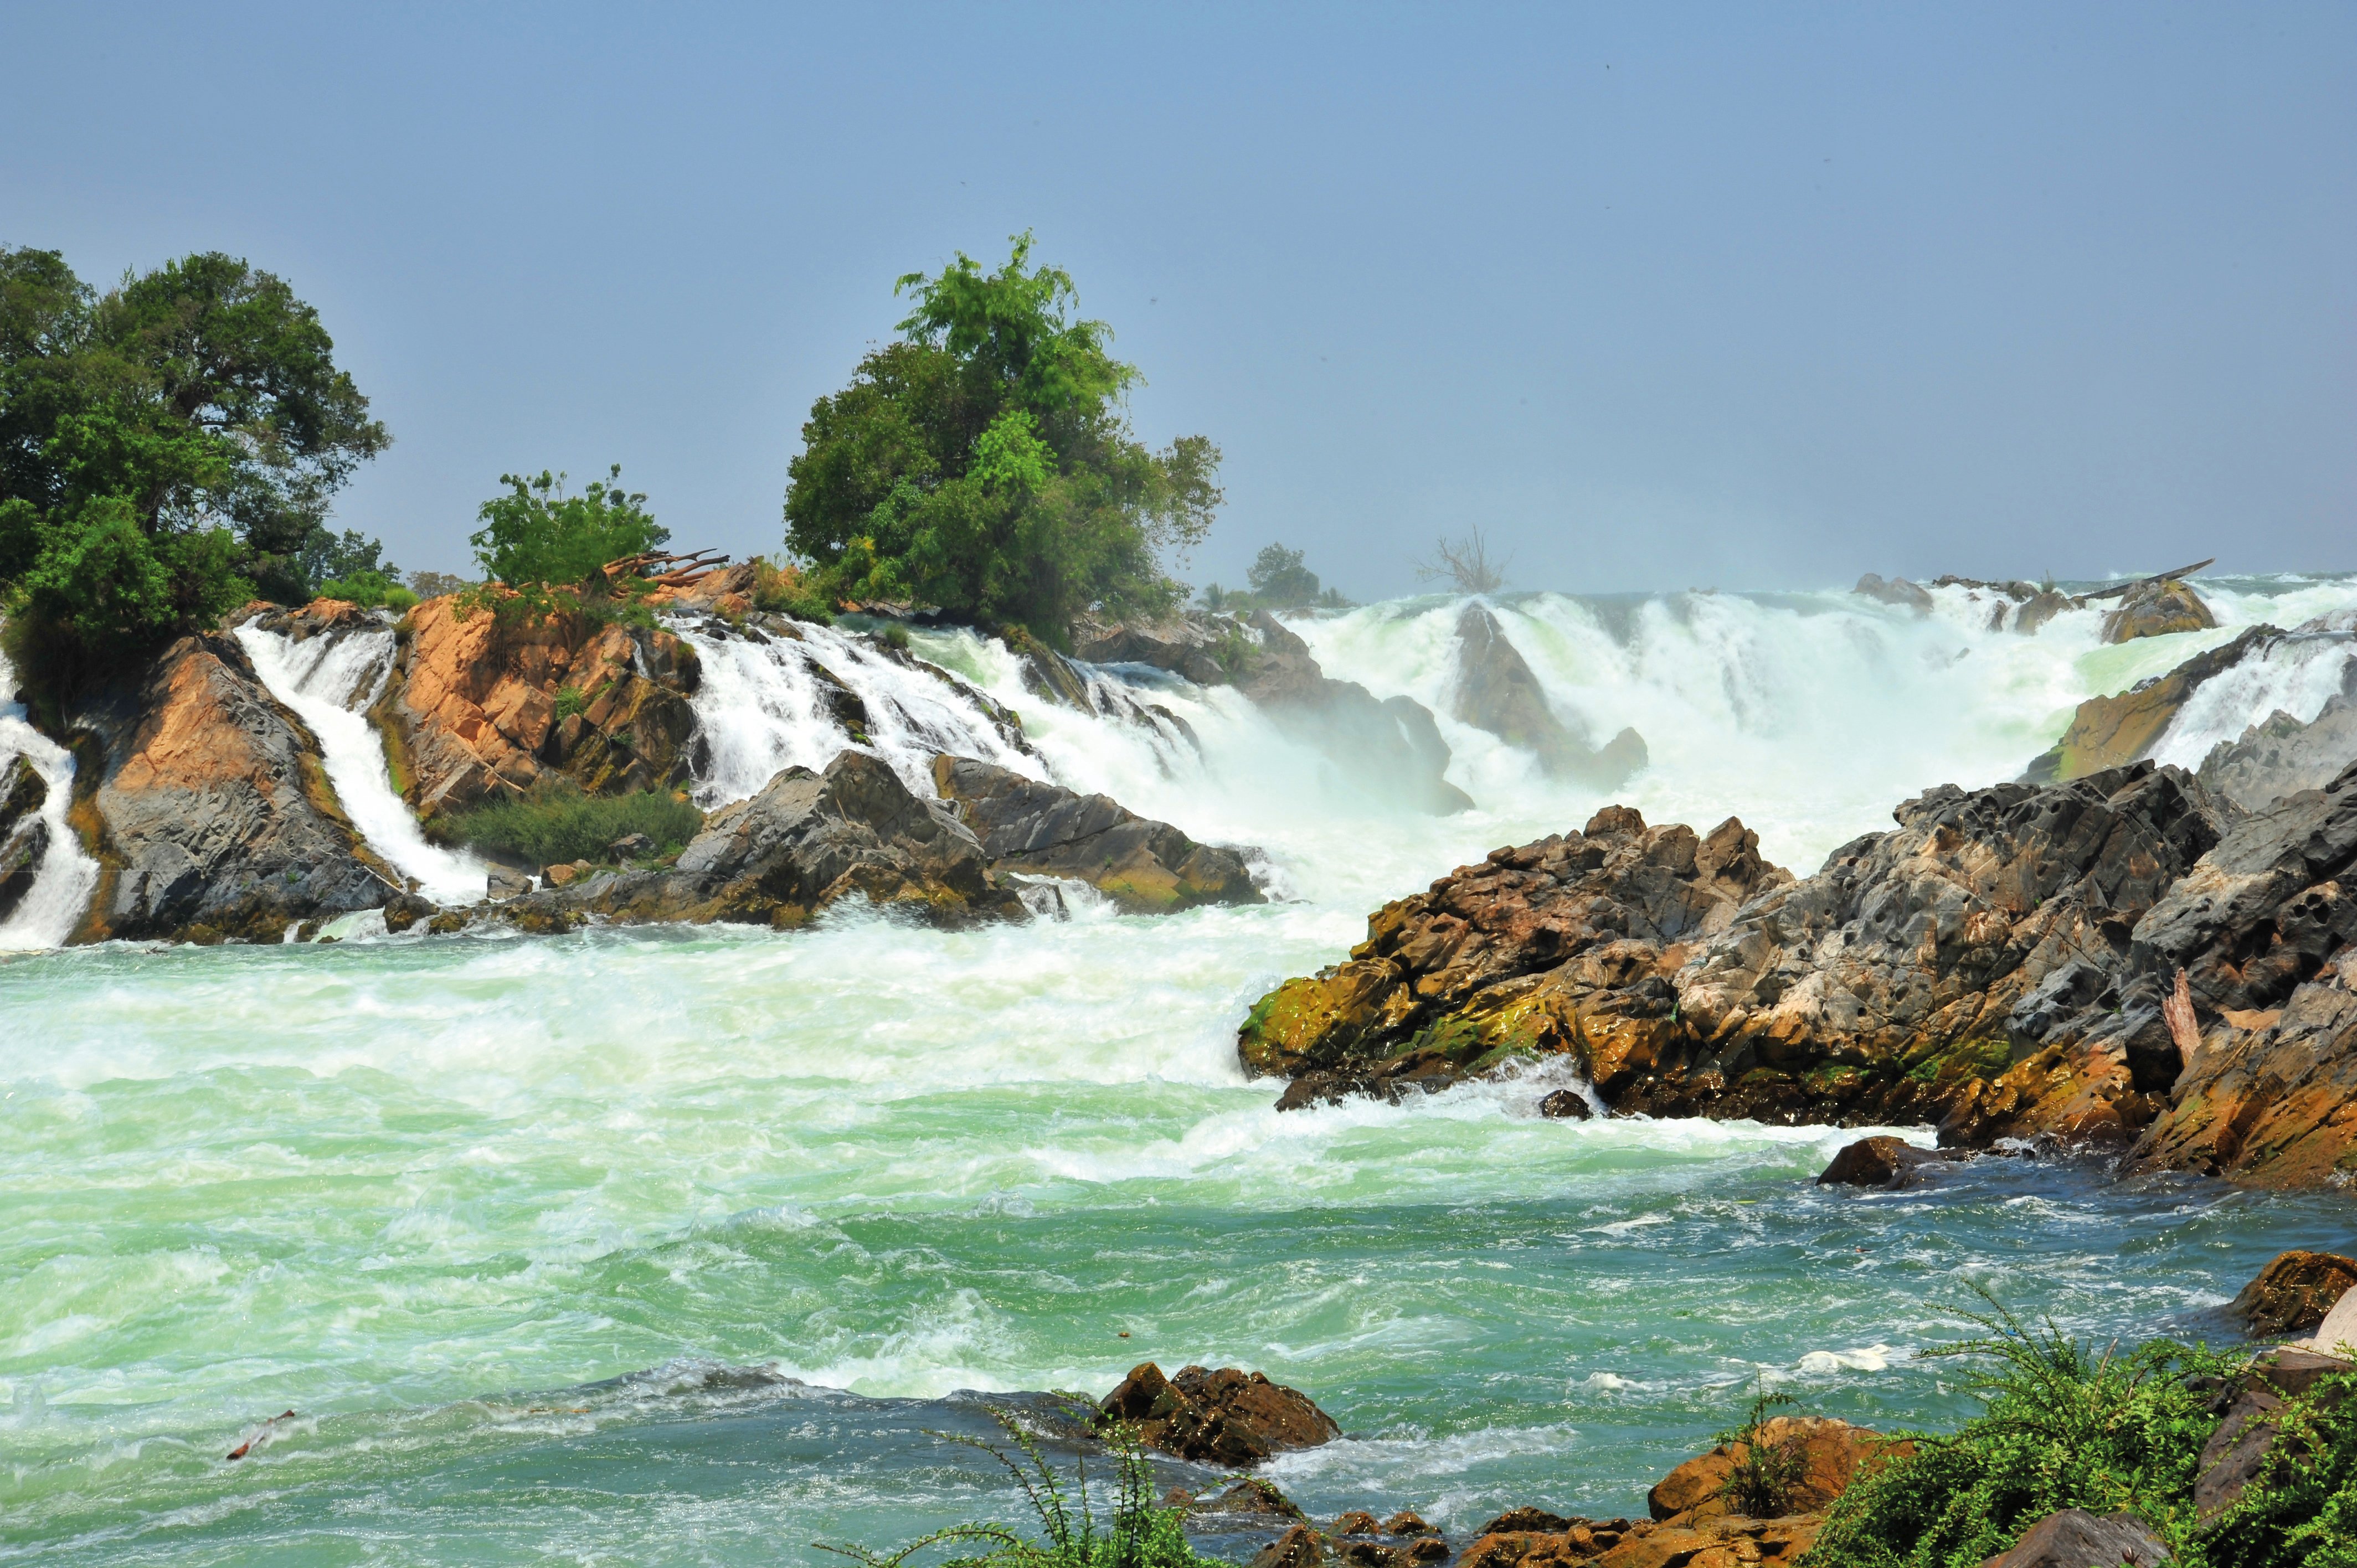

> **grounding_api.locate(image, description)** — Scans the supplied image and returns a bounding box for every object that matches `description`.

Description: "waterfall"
[0,643,101,951]
[2147,610,2357,770]
[235,622,488,905]
[671,618,1046,806]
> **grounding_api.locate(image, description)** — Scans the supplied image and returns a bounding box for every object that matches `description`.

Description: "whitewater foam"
[0,642,100,950]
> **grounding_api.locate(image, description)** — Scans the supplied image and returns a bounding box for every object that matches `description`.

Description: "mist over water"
[7,576,2357,1565]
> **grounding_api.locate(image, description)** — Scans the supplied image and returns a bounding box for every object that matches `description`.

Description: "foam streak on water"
[234,623,487,904]
[9,575,2357,1565]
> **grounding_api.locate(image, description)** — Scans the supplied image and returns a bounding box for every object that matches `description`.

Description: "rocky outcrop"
[2024,626,2276,784]
[1072,610,1240,687]
[2198,679,2357,812]
[60,632,394,942]
[929,755,1262,912]
[1451,604,1646,788]
[1923,576,2082,635]
[1243,764,2227,1148]
[2229,1251,2357,1339]
[2103,576,2216,643]
[1646,1416,1905,1528]
[1240,807,1790,1107]
[387,592,703,820]
[490,750,1023,932]
[1095,1361,1340,1466]
[2119,760,2357,1188]
[0,755,48,922]
[1815,1135,1965,1189]
[1854,573,1933,613]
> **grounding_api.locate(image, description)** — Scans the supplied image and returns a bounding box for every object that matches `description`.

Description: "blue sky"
[3,3,2351,596]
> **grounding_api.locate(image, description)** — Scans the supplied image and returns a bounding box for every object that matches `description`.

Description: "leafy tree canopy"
[0,245,390,670]
[1199,542,1353,613]
[783,232,1221,647]
[469,466,670,589]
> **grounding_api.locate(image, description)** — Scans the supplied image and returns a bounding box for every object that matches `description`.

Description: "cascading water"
[235,621,488,905]
[2148,608,2357,770]
[12,574,2357,1566]
[0,642,101,950]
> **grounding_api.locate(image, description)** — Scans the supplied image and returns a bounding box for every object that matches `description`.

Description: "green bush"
[470,465,668,587]
[314,570,417,610]
[821,1404,1216,1568]
[1805,1290,2243,1567]
[750,554,835,623]
[430,786,702,868]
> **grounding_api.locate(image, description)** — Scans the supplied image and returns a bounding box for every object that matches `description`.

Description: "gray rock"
[1977,1508,2169,1567]
[1450,602,1645,788]
[1855,573,1934,613]
[1241,611,1473,815]
[64,632,394,942]
[2102,577,2216,643]
[0,754,43,841]
[486,863,533,901]
[0,816,47,925]
[1071,611,1238,688]
[2196,663,2357,811]
[930,755,1263,912]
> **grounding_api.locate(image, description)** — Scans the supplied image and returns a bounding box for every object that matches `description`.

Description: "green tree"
[0,245,389,672]
[469,466,670,587]
[784,233,1221,647]
[1247,543,1322,607]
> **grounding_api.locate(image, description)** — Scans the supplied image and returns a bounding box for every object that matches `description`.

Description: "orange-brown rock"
[1095,1360,1340,1466]
[1646,1416,1906,1528]
[61,631,396,941]
[2101,576,2216,643]
[387,592,702,818]
[1459,1515,1819,1568]
[2229,1250,2357,1338]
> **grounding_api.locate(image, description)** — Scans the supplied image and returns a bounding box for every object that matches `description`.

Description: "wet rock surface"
[930,755,1261,912]
[1237,611,1471,816]
[1450,604,1645,789]
[60,631,395,942]
[1095,1360,1340,1466]
[2229,1250,2357,1338]
[2195,654,2357,811]
[2102,576,2216,643]
[0,755,47,922]
[1815,1135,1965,1189]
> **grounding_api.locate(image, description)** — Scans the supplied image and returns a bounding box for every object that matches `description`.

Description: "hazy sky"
[4,3,2351,598]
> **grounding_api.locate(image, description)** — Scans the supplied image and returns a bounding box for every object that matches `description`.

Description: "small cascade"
[235,622,488,905]
[671,617,1044,806]
[0,644,101,950]
[2148,611,2357,770]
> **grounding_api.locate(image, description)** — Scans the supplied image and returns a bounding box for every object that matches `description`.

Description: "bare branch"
[1413,527,1511,594]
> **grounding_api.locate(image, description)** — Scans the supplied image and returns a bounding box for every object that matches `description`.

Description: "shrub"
[750,555,834,623]
[469,466,668,588]
[430,785,702,867]
[820,1404,1216,1568]
[314,570,418,611]
[1805,1289,2241,1567]
[1718,1379,1809,1518]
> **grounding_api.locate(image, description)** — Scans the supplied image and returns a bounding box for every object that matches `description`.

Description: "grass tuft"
[429,783,701,867]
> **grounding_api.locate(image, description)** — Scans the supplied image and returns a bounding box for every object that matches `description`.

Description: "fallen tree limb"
[2079,559,2214,601]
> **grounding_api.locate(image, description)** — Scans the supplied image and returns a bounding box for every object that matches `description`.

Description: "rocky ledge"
[1240,756,2357,1185]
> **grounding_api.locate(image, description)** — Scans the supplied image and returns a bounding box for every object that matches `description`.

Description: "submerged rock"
[929,755,1262,912]
[61,631,395,942]
[2229,1250,2357,1339]
[1450,604,1645,788]
[1095,1361,1340,1466]
[1815,1136,1964,1189]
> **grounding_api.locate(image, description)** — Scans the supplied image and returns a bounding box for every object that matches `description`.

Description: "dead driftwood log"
[598,550,732,590]
[2079,559,2215,601]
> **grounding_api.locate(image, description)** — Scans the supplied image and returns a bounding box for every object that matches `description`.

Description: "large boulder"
[1095,1361,1340,1466]
[61,632,394,942]
[1647,1415,1903,1528]
[1450,604,1645,788]
[1071,610,1239,687]
[387,591,702,819]
[929,755,1262,912]
[1240,807,1790,1105]
[2121,759,2357,1188]
[1242,763,2227,1146]
[500,750,1023,931]
[2102,576,2216,643]
[1815,1135,1963,1189]
[2024,626,2277,784]
[2229,1251,2357,1338]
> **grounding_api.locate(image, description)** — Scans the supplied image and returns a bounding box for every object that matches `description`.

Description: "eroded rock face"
[2024,626,2277,784]
[1096,1361,1340,1467]
[1243,765,2225,1145]
[63,632,394,942]
[2197,678,2357,812]
[388,593,702,819]
[1451,604,1645,788]
[1240,807,1789,1106]
[2121,761,2357,1188]
[2229,1251,2357,1338]
[501,750,1021,931]
[2102,576,2216,643]
[929,755,1262,912]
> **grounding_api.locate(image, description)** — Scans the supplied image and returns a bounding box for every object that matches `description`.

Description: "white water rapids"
[0,643,100,951]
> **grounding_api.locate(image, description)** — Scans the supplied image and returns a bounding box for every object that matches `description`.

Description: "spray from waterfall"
[236,622,488,905]
[0,643,101,951]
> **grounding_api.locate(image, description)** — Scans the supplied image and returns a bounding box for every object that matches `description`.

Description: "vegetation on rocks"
[783,233,1221,647]
[428,782,702,867]
[0,245,390,678]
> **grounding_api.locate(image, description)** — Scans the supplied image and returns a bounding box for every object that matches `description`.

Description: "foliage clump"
[750,555,834,623]
[428,783,701,867]
[784,232,1222,648]
[0,245,392,673]
[454,466,672,628]
[1802,1287,2357,1568]
[1718,1379,1810,1519]
[822,1404,1216,1568]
